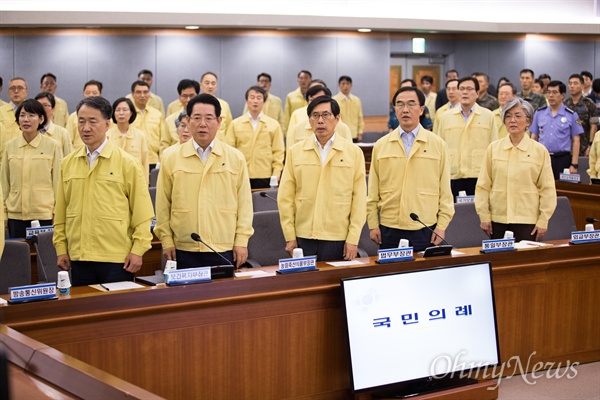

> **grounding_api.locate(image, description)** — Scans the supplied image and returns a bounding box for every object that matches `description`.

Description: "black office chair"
[251,189,278,212]
[0,240,31,294]
[149,186,157,212]
[149,168,160,187]
[358,223,379,257]
[578,156,590,184]
[445,202,488,248]
[544,196,576,241]
[246,210,289,267]
[31,231,68,284]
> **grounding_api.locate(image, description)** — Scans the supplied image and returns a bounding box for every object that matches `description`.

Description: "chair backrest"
[579,156,590,184]
[149,168,160,187]
[252,189,278,212]
[0,240,31,294]
[33,231,65,284]
[247,210,289,267]
[358,223,379,257]
[362,131,386,143]
[445,202,489,248]
[149,187,157,212]
[544,196,576,241]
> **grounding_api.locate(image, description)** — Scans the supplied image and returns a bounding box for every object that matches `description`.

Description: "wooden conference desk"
[1,241,599,399]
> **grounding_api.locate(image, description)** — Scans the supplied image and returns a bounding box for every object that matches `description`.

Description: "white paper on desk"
[235,270,273,277]
[326,260,365,267]
[514,240,552,249]
[0,297,7,305]
[91,281,145,291]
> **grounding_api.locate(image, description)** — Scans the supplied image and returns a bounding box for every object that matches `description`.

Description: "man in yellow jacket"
[278,96,366,261]
[53,96,155,286]
[226,86,284,189]
[367,87,454,252]
[155,94,254,269]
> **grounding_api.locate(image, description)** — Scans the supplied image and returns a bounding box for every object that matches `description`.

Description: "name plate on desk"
[165,267,211,285]
[559,173,580,183]
[571,230,600,244]
[25,226,54,239]
[9,283,57,303]
[278,256,317,274]
[481,238,515,253]
[456,195,475,203]
[377,247,414,263]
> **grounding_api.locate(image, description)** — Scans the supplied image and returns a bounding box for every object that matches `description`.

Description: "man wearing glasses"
[0,77,29,140]
[278,96,366,261]
[368,87,454,252]
[155,94,253,269]
[437,76,498,198]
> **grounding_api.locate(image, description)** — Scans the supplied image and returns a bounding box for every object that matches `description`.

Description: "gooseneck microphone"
[191,233,234,267]
[409,213,450,246]
[585,217,600,223]
[259,191,278,203]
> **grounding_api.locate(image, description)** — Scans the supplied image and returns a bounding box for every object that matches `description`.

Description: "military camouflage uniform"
[476,92,499,111]
[517,91,547,111]
[564,96,597,155]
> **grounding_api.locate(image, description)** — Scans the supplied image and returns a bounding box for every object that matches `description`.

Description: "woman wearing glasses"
[1,99,62,238]
[475,97,556,241]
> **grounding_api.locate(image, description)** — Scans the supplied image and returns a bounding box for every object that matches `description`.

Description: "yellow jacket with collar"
[126,92,165,117]
[53,96,69,128]
[65,112,85,150]
[131,106,168,164]
[243,94,284,128]
[155,139,254,252]
[0,102,22,141]
[333,92,364,139]
[437,103,498,179]
[53,141,154,262]
[283,88,307,134]
[106,126,149,183]
[278,134,366,244]
[166,100,183,117]
[1,134,62,220]
[588,133,600,179]
[216,98,233,141]
[367,127,454,231]
[225,114,285,179]
[475,135,556,228]
[45,122,73,157]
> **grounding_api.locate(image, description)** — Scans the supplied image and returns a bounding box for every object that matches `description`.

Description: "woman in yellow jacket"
[1,99,62,238]
[475,97,556,241]
[106,97,149,183]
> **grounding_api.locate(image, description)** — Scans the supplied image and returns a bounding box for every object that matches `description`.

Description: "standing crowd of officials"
[0,66,598,286]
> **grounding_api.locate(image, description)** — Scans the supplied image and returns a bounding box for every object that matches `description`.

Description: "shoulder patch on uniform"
[564,107,575,114]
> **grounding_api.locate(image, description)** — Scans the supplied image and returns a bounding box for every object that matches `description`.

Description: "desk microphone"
[259,191,278,203]
[409,213,450,246]
[191,233,234,267]
[585,217,600,223]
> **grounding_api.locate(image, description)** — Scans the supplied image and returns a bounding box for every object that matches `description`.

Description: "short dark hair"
[177,79,199,95]
[138,69,153,77]
[581,71,593,81]
[446,69,459,78]
[445,79,459,89]
[391,86,426,107]
[83,80,103,93]
[420,75,434,85]
[111,97,137,124]
[257,73,272,82]
[131,80,149,93]
[538,73,551,80]
[473,72,489,82]
[201,71,218,82]
[298,70,312,79]
[15,99,47,129]
[245,85,267,101]
[338,75,352,84]
[592,78,600,93]
[40,73,57,84]
[458,76,480,92]
[186,93,221,117]
[310,79,327,87]
[568,74,584,84]
[305,85,331,101]
[0,77,3,87]
[547,80,566,94]
[400,79,417,88]
[307,96,340,117]
[34,91,56,108]
[534,79,545,90]
[520,69,535,77]
[76,96,112,120]
[500,82,518,95]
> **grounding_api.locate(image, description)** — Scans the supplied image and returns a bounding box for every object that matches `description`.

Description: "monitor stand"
[372,375,478,398]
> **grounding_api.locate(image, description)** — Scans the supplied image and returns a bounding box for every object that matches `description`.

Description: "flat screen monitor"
[341,262,500,397]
